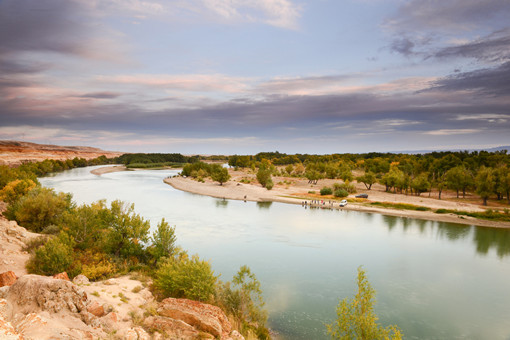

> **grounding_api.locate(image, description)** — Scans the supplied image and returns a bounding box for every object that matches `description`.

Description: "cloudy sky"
[1,0,509,154]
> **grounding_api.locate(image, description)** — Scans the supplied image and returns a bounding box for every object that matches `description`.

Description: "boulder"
[157,298,232,339]
[0,271,17,287]
[52,272,70,281]
[99,312,117,332]
[72,274,90,285]
[86,300,105,317]
[144,315,203,339]
[117,327,151,340]
[6,274,87,315]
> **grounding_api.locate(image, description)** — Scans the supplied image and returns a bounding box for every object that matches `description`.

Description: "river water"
[40,166,510,340]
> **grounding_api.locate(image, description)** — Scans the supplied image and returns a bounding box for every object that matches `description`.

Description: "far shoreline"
[90,165,510,229]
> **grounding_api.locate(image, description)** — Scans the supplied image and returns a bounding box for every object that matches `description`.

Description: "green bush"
[333,182,357,194]
[6,187,72,232]
[154,253,218,302]
[265,179,274,190]
[320,187,333,195]
[334,189,349,198]
[26,232,77,276]
[147,218,177,263]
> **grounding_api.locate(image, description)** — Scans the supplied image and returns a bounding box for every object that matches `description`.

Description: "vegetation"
[326,267,403,340]
[181,161,231,185]
[227,150,510,206]
[0,156,268,339]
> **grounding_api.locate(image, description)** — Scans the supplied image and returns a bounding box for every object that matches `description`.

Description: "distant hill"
[0,140,123,166]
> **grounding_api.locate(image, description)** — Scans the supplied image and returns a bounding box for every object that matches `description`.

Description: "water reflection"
[215,199,229,208]
[474,227,510,258]
[380,215,510,258]
[257,201,273,209]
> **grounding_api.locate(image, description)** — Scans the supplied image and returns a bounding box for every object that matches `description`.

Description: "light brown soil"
[0,140,123,166]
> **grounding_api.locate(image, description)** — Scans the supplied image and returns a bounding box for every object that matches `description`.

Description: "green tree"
[6,187,72,232]
[411,173,430,196]
[211,167,231,186]
[326,267,403,340]
[446,166,473,198]
[256,168,272,187]
[102,200,150,259]
[356,171,376,190]
[475,166,495,206]
[148,218,177,263]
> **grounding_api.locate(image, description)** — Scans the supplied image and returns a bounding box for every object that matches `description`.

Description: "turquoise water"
[40,166,510,339]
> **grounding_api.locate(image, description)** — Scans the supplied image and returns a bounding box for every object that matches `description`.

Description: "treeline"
[181,162,230,185]
[0,157,269,339]
[229,150,510,205]
[115,153,229,168]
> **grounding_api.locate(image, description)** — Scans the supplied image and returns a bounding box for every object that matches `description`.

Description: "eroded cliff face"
[0,140,123,166]
[0,216,245,340]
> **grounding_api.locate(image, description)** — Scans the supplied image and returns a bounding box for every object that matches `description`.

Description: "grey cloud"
[0,0,91,57]
[433,29,510,62]
[78,92,121,99]
[386,0,510,32]
[431,62,510,96]
[389,38,416,57]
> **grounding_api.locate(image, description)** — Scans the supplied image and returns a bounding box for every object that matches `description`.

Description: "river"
[40,166,510,339]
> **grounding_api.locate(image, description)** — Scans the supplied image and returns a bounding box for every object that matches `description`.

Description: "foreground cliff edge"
[0,215,246,340]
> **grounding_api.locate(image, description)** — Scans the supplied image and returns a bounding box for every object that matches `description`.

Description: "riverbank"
[90,165,127,175]
[164,175,510,229]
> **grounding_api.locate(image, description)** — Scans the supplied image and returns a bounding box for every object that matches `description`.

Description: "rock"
[99,312,117,332]
[0,299,13,320]
[0,315,22,340]
[73,274,90,285]
[13,312,47,334]
[144,315,202,339]
[0,286,9,299]
[6,274,88,315]
[229,330,245,340]
[80,310,100,327]
[52,272,70,281]
[104,278,118,285]
[134,326,151,340]
[86,300,105,317]
[157,298,232,339]
[0,271,17,287]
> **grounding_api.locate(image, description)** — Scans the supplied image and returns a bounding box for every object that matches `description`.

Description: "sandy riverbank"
[164,175,510,229]
[90,165,127,175]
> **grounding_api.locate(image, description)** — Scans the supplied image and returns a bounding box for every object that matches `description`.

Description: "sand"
[90,165,127,175]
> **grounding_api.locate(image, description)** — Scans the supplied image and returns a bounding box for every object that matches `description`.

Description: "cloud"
[424,129,480,136]
[432,29,510,62]
[431,61,510,96]
[78,92,122,99]
[385,0,510,33]
[201,0,302,29]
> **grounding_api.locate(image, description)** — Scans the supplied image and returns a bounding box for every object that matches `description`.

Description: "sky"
[1,0,509,155]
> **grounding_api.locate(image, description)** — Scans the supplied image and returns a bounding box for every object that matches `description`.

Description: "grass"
[368,201,431,211]
[434,208,510,222]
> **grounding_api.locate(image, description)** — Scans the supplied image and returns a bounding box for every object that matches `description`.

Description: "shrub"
[6,187,72,232]
[320,187,333,195]
[333,182,357,194]
[265,179,274,190]
[79,251,117,280]
[334,189,349,198]
[26,232,77,276]
[154,253,217,302]
[0,179,36,204]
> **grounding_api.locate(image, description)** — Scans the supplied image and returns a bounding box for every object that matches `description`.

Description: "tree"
[211,167,230,186]
[475,166,495,206]
[326,267,403,340]
[148,218,177,263]
[102,200,150,259]
[256,168,272,187]
[0,179,36,204]
[446,166,473,198]
[5,187,72,232]
[356,171,376,190]
[411,173,430,196]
